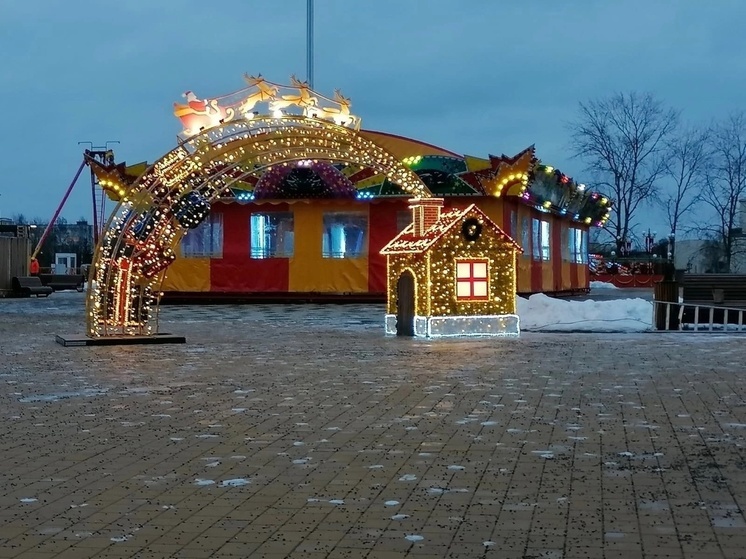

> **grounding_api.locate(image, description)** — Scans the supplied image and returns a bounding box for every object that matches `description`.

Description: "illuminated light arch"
[86,115,432,337]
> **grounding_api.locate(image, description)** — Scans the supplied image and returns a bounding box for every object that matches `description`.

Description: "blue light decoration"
[234,191,255,202]
[173,191,210,229]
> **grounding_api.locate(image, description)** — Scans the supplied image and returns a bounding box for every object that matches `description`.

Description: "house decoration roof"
[380,204,523,256]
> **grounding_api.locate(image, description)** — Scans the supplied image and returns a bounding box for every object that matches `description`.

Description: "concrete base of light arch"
[55,333,186,347]
[385,314,520,338]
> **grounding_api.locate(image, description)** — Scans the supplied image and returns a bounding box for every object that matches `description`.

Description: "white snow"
[590,280,619,290]
[517,294,652,332]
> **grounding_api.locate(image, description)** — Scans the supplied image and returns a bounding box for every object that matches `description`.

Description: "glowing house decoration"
[381,198,521,337]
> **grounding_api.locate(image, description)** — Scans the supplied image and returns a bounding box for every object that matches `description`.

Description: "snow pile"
[517,294,652,332]
[590,280,619,290]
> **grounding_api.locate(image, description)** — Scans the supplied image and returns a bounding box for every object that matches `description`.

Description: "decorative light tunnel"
[86,115,432,337]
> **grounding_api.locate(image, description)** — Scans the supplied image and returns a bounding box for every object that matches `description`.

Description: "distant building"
[730,200,746,273]
[0,220,31,239]
[674,239,711,273]
[0,219,31,296]
[672,201,746,274]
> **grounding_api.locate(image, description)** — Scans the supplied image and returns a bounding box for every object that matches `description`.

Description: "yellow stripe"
[288,202,369,293]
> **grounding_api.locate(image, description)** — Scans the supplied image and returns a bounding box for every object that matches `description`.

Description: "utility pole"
[307,0,314,89]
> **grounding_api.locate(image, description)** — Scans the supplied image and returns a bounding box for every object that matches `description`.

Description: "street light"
[644,229,656,254]
[667,232,675,262]
[618,236,632,256]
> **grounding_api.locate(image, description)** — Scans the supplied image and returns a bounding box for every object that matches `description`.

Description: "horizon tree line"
[569,92,746,272]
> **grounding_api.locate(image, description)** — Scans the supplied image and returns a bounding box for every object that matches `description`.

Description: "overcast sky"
[1,0,744,235]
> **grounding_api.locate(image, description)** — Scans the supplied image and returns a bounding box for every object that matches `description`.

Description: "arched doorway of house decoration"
[86,115,432,337]
[396,270,416,336]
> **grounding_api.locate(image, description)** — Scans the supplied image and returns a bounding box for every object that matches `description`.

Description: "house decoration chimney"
[409,197,444,236]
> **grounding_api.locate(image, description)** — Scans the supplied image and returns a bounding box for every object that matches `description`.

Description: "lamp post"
[667,233,675,262]
[618,236,631,256]
[307,0,314,88]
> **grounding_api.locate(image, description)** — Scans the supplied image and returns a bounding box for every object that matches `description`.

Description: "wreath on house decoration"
[461,218,482,241]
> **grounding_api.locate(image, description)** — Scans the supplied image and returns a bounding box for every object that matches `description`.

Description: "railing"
[653,300,746,332]
[593,273,664,287]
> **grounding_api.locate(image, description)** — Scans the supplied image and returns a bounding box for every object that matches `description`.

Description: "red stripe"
[502,201,512,238]
[210,203,290,292]
[368,200,406,293]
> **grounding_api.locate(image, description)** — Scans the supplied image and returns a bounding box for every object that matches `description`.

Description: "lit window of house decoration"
[456,259,489,301]
[381,198,522,338]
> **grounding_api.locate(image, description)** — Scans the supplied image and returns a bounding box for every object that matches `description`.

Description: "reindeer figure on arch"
[269,75,319,113]
[307,89,359,127]
[238,74,279,115]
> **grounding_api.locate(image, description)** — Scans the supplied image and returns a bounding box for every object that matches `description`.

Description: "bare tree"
[700,113,746,272]
[569,92,679,251]
[659,126,710,260]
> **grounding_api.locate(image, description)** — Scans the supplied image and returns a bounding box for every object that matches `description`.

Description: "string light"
[526,163,612,225]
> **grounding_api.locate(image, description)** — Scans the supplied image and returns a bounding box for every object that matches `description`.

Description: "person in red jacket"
[29,258,40,275]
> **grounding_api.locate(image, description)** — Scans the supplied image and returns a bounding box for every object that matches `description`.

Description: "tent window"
[250,212,294,259]
[322,213,368,259]
[181,213,223,258]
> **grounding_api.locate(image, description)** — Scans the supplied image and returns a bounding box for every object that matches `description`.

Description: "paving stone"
[1,293,746,558]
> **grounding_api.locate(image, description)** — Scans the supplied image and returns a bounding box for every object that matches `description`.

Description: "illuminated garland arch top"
[86,77,432,338]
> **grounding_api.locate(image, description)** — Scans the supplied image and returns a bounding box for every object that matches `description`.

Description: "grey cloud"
[0,0,743,226]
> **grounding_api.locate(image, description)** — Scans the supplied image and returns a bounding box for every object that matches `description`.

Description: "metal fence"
[654,300,746,332]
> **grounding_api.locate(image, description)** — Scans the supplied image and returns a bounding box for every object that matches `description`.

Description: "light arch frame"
[86,115,432,337]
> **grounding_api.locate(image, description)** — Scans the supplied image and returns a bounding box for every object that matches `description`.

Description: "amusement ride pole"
[307,0,314,89]
[78,140,119,246]
[31,160,86,261]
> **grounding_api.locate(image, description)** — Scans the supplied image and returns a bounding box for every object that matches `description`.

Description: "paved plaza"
[1,293,745,559]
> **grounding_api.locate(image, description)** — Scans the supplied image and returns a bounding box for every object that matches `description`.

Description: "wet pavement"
[1,292,745,558]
